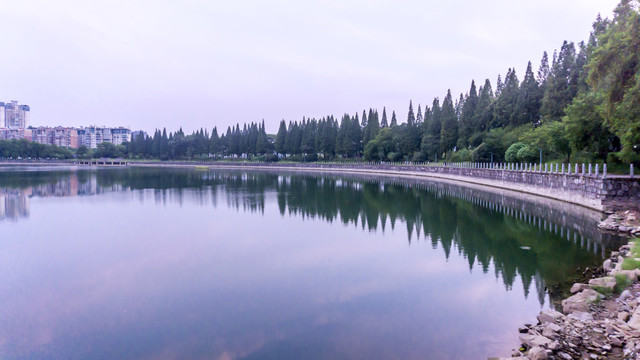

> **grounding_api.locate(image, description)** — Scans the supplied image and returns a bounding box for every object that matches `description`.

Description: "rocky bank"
[492,210,640,360]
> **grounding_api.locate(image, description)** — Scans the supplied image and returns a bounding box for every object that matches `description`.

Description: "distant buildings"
[76,127,131,149]
[32,127,78,148]
[0,100,131,149]
[0,101,30,128]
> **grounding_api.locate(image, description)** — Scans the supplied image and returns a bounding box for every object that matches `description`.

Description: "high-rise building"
[0,102,5,128]
[2,100,30,128]
[32,127,79,148]
[77,126,131,149]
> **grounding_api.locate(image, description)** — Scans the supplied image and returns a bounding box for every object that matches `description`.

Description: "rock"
[619,311,630,322]
[619,226,635,233]
[542,327,558,338]
[588,276,617,292]
[519,333,552,348]
[537,309,565,324]
[627,306,640,330]
[568,311,594,322]
[620,290,633,300]
[562,289,604,314]
[611,337,624,347]
[570,283,591,293]
[557,352,572,360]
[527,346,548,360]
[603,259,612,271]
[598,221,619,231]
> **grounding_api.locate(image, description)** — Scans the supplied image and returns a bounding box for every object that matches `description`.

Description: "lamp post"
[490,152,493,164]
[538,148,542,167]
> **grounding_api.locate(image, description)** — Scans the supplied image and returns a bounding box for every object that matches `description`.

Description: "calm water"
[0,166,621,360]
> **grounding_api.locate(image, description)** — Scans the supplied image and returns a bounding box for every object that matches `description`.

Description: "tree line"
[121,1,637,165]
[4,1,638,165]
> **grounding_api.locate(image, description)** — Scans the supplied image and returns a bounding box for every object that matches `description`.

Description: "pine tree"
[458,80,478,148]
[440,90,458,155]
[275,120,287,155]
[474,79,494,134]
[381,107,389,128]
[390,111,398,127]
[492,68,519,128]
[496,74,504,97]
[512,61,542,126]
[541,41,577,120]
[407,100,415,126]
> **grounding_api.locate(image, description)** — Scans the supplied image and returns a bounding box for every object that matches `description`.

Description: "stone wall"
[201,162,639,212]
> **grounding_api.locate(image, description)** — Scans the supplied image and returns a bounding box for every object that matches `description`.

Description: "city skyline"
[0,0,620,134]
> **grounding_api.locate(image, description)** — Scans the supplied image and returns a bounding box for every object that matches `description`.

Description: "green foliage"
[592,285,613,296]
[505,142,526,163]
[0,139,73,160]
[622,240,640,270]
[615,273,633,292]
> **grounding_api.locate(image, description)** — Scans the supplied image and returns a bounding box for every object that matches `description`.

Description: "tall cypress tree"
[458,80,478,148]
[381,107,389,128]
[474,79,494,135]
[390,111,398,127]
[440,90,458,155]
[275,120,287,155]
[407,100,415,125]
[512,61,541,126]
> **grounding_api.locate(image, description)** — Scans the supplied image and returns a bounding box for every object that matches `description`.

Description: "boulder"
[527,346,548,360]
[541,323,561,338]
[627,306,640,330]
[537,309,565,324]
[519,333,552,348]
[570,283,591,293]
[588,276,617,292]
[619,311,630,322]
[603,259,612,271]
[562,289,603,314]
[568,311,593,322]
[617,270,638,282]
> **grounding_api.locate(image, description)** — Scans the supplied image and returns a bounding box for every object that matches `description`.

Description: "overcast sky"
[0,0,620,134]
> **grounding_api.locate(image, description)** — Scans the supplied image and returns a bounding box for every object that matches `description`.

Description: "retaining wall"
[199,162,639,212]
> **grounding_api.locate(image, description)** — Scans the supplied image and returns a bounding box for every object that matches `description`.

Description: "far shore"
[1,159,627,213]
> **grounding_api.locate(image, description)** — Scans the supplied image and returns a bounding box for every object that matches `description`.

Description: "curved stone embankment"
[129,162,639,212]
[494,212,640,360]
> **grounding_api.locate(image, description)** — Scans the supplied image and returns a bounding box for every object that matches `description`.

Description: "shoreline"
[130,161,614,212]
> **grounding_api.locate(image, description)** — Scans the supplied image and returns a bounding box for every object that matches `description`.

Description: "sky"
[0,0,620,134]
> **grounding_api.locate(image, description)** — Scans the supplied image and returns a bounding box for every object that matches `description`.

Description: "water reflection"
[0,167,620,303]
[0,166,624,360]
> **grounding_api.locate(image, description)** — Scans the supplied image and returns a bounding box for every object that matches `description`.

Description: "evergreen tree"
[492,68,519,128]
[541,41,577,120]
[390,111,398,127]
[512,61,542,126]
[275,120,287,155]
[474,79,494,135]
[458,80,478,148]
[440,90,458,155]
[407,100,415,125]
[381,107,389,128]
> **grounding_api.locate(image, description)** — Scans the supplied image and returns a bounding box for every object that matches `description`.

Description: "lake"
[0,166,622,359]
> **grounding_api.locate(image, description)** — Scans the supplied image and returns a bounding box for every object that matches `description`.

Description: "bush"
[505,142,526,163]
[517,145,538,163]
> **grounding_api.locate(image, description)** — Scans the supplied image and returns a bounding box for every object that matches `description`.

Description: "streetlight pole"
[538,148,542,167]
